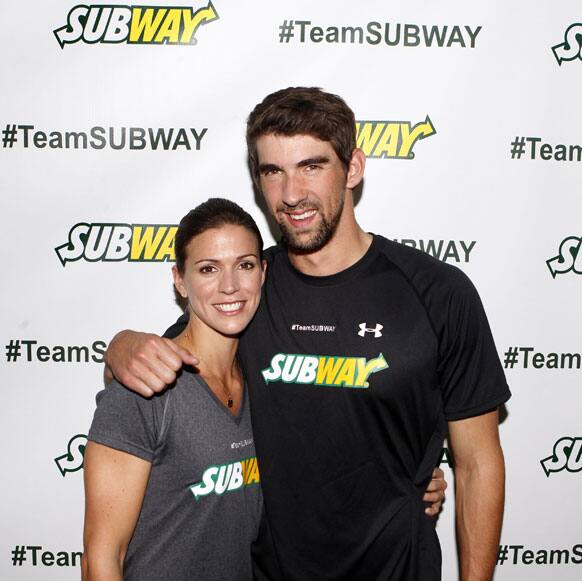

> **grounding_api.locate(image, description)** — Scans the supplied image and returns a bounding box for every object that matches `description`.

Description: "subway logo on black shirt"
[261,353,388,388]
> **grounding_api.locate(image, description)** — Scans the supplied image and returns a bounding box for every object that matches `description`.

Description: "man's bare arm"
[105,330,198,396]
[448,409,505,581]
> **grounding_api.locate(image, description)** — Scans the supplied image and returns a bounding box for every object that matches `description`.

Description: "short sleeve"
[88,380,166,462]
[436,271,511,421]
[163,312,189,338]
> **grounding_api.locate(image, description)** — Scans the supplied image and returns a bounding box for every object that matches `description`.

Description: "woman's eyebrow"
[193,253,258,264]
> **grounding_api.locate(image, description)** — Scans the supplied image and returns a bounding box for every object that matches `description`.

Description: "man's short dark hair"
[246,87,356,185]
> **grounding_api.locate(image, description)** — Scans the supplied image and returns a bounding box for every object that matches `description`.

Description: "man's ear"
[346,148,365,190]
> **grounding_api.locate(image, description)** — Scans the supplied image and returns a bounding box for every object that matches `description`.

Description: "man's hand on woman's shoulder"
[104,330,198,397]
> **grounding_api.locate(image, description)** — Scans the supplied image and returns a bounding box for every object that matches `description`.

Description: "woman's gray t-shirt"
[88,368,262,580]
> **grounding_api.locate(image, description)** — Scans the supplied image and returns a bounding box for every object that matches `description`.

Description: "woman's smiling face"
[173,223,265,338]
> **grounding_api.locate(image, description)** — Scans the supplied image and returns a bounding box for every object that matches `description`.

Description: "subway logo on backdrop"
[54,2,218,48]
[356,117,436,159]
[55,223,178,265]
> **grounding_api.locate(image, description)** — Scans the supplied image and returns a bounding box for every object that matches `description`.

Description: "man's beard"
[278,194,345,253]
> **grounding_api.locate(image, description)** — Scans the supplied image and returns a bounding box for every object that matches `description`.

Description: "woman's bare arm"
[82,441,151,581]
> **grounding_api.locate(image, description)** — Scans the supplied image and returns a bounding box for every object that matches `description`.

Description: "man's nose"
[280,173,308,208]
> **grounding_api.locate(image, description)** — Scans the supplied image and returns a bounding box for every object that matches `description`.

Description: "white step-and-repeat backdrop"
[1,1,581,579]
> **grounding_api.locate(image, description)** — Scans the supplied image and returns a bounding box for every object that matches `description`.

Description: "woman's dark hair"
[174,198,263,273]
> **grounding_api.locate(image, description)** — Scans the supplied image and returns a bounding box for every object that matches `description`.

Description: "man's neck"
[287,222,373,277]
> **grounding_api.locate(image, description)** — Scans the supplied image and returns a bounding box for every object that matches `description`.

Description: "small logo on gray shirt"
[231,438,253,449]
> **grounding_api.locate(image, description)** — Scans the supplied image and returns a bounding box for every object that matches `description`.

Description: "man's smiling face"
[256,133,350,253]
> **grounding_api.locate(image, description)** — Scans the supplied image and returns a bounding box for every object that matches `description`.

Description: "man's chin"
[281,228,330,254]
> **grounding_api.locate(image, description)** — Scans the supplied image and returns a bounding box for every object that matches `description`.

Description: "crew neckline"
[281,234,381,287]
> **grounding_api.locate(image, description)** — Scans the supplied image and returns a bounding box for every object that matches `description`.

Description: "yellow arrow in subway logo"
[356,116,436,159]
[129,3,219,44]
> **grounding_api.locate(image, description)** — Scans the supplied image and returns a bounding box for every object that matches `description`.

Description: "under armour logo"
[358,323,383,338]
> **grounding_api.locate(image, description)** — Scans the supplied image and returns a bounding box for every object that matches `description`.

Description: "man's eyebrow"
[258,163,281,174]
[297,156,330,167]
[258,156,330,173]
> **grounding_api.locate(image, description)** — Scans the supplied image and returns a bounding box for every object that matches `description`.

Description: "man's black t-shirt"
[167,234,511,580]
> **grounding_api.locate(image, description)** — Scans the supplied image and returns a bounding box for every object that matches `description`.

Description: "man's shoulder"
[264,241,285,265]
[374,234,475,297]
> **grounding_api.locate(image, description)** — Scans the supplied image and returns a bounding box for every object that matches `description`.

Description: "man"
[106,87,510,579]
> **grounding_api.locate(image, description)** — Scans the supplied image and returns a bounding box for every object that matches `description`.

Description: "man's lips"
[283,209,317,227]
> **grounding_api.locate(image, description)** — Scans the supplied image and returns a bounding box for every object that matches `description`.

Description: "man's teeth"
[290,210,316,221]
[215,302,243,312]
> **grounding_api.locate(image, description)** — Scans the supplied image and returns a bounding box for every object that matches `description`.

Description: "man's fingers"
[424,478,448,493]
[166,339,199,366]
[138,364,174,393]
[426,467,448,492]
[432,466,445,480]
[114,361,156,397]
[138,337,182,370]
[131,338,198,391]
[127,379,154,398]
[423,490,444,503]
[105,330,184,394]
[125,357,173,392]
[423,490,444,517]
[134,338,181,383]
[423,466,447,516]
[106,330,199,395]
[425,503,442,517]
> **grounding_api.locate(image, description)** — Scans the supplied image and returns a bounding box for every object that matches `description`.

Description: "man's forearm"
[455,448,505,580]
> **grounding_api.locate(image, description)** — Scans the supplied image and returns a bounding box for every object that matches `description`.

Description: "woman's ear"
[172,265,188,298]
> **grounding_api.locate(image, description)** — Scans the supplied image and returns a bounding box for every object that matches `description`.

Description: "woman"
[82,198,265,580]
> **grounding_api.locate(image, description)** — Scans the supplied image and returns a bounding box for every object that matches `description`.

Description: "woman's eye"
[199,265,216,274]
[239,261,255,270]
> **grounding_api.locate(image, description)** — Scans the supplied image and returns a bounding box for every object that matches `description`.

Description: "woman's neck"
[175,316,244,414]
[175,317,240,382]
